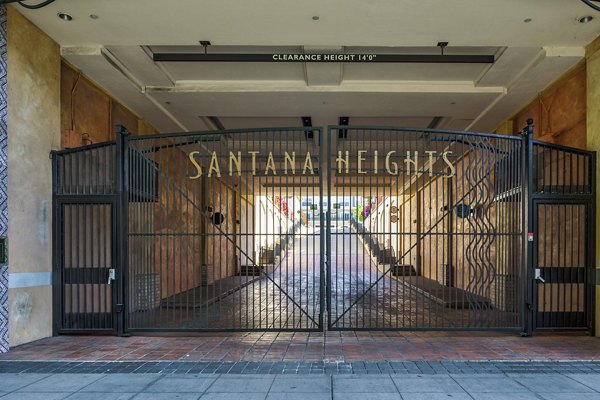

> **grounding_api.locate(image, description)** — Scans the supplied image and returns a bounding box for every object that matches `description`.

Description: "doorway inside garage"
[51,123,595,335]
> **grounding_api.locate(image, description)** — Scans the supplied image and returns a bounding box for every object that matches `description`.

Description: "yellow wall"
[7,6,61,346]
[585,35,600,336]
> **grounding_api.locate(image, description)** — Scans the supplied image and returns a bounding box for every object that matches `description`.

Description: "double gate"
[52,123,595,334]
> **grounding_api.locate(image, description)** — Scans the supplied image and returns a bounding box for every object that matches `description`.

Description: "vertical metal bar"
[116,125,130,335]
[322,127,328,331]
[589,152,596,333]
[51,153,60,334]
[523,119,534,335]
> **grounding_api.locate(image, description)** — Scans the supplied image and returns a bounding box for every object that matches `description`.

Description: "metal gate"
[531,141,595,330]
[326,126,527,330]
[52,142,119,333]
[125,127,323,331]
[51,122,595,334]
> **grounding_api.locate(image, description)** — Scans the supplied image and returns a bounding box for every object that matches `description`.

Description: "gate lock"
[107,268,116,285]
[534,268,545,283]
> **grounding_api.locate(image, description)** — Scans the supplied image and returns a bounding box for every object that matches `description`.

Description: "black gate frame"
[528,139,596,334]
[51,121,596,335]
[52,141,121,334]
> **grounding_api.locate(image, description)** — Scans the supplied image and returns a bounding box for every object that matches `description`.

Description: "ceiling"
[15,0,600,133]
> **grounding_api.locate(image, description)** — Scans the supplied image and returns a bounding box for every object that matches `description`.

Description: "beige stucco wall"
[586,36,600,336]
[7,7,60,346]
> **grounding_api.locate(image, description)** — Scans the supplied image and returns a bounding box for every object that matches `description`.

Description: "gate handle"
[535,268,545,283]
[107,268,116,285]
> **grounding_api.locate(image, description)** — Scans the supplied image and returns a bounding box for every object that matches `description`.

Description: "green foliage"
[353,204,365,221]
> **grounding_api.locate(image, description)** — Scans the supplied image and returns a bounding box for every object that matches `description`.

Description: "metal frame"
[528,134,596,333]
[50,123,596,335]
[326,125,526,331]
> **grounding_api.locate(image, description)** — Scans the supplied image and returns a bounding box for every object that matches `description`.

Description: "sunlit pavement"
[3,368,600,400]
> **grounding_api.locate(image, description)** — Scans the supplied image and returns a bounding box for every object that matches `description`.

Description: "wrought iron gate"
[326,126,527,330]
[124,127,323,331]
[51,122,595,334]
[531,141,595,330]
[52,142,118,333]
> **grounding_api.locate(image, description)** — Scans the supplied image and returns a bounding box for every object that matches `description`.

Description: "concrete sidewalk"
[3,372,600,400]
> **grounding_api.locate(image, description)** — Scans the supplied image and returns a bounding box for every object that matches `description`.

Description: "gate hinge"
[115,304,124,313]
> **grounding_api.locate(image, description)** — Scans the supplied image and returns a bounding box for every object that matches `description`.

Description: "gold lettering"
[188,151,203,179]
[265,151,277,175]
[229,151,241,176]
[442,151,455,178]
[425,150,437,177]
[374,150,378,174]
[284,151,296,175]
[303,152,314,175]
[207,151,221,178]
[405,151,418,175]
[357,150,367,174]
[248,151,259,176]
[336,151,349,174]
[385,151,398,175]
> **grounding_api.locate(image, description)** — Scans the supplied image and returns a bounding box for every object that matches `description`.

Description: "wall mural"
[0,4,8,353]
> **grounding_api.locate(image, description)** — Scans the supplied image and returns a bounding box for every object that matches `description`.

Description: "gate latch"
[535,268,545,283]
[107,268,116,285]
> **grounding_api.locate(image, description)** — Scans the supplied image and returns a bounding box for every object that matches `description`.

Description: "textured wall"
[7,7,60,347]
[61,61,146,147]
[514,65,586,148]
[0,4,9,353]
[586,36,600,336]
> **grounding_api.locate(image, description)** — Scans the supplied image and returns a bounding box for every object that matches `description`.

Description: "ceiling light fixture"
[312,16,320,20]
[578,15,594,23]
[581,0,600,12]
[89,14,99,20]
[523,18,532,23]
[57,12,73,21]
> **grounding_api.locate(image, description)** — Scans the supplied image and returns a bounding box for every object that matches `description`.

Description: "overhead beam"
[147,81,506,94]
[153,52,496,64]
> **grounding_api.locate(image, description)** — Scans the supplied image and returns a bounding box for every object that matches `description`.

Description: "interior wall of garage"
[61,60,158,145]
[494,62,587,148]
[6,6,60,347]
[514,64,586,148]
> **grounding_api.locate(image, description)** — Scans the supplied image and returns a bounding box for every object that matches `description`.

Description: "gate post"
[590,152,597,335]
[116,125,130,336]
[319,126,331,331]
[521,118,535,336]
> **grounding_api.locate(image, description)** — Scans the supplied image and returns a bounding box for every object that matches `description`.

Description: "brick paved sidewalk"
[2,331,600,362]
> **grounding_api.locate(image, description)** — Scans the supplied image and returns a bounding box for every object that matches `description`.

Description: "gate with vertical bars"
[51,121,595,335]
